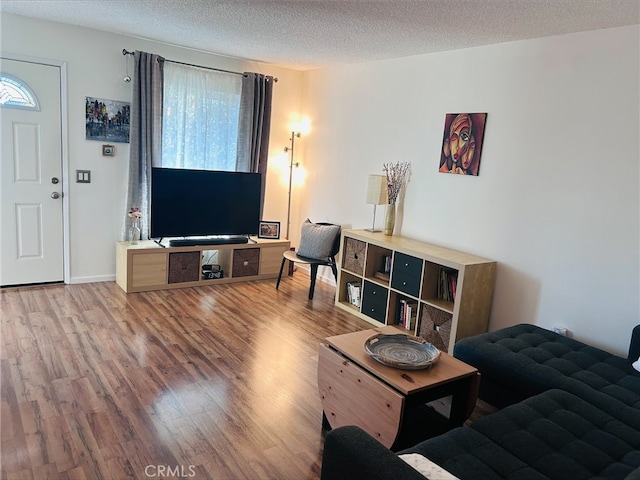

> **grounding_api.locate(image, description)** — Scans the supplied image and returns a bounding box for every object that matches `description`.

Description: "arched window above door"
[0,74,40,110]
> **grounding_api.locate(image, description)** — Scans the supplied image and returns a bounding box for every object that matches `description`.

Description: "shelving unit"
[335,230,496,352]
[116,238,290,293]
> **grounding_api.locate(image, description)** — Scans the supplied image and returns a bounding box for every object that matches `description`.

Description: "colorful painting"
[439,113,487,176]
[85,97,130,143]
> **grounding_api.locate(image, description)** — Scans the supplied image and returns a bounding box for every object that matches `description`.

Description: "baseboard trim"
[69,275,115,284]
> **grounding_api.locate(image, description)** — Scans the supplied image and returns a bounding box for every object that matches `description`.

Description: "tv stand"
[168,235,249,247]
[116,238,290,293]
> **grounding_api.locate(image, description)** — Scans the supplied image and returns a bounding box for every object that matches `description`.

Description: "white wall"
[2,14,637,355]
[0,13,304,282]
[300,26,640,355]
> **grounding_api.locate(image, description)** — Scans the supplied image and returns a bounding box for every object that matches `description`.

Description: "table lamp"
[365,174,387,232]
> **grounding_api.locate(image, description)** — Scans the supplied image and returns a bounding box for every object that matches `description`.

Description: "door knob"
[51,192,61,199]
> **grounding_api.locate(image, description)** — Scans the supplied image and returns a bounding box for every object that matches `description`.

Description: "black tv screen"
[150,167,261,239]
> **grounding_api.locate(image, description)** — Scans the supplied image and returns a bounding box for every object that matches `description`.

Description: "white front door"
[1,58,64,287]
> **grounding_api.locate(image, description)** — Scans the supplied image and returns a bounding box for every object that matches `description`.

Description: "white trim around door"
[1,52,70,285]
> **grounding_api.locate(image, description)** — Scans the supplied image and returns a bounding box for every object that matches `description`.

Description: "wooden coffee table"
[317,326,479,450]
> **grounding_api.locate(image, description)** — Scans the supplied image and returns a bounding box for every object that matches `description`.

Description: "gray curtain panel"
[123,51,164,241]
[236,73,274,216]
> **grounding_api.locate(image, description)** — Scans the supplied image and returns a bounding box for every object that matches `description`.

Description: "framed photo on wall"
[258,221,280,239]
[86,97,130,143]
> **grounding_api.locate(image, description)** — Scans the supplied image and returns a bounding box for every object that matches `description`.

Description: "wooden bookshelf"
[335,230,496,352]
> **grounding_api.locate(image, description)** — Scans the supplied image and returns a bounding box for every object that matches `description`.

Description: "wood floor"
[1,272,494,480]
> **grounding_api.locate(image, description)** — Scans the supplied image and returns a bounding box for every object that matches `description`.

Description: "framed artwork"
[102,144,114,156]
[439,113,487,176]
[86,97,130,143]
[258,221,280,239]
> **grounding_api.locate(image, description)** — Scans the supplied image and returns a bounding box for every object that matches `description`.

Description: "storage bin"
[168,251,200,284]
[232,248,260,277]
[342,238,365,275]
[361,280,388,324]
[419,304,453,352]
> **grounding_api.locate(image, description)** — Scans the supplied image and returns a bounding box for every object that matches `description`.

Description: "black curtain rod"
[122,49,277,82]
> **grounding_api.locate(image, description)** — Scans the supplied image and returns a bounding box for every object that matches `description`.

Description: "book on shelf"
[396,298,418,330]
[346,281,362,307]
[383,255,392,274]
[397,299,405,326]
[405,300,418,330]
[437,267,458,303]
[374,271,390,282]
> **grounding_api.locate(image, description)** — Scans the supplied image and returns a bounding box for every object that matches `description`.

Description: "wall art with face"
[439,113,487,176]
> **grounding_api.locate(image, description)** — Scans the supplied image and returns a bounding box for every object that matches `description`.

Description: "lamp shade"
[366,174,388,205]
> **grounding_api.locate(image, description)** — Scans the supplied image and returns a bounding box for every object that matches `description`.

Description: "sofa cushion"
[403,389,640,480]
[453,324,640,410]
[629,325,640,363]
[297,219,340,260]
[471,389,640,479]
[401,424,548,480]
[624,468,640,480]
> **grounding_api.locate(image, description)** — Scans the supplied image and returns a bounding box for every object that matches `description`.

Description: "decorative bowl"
[364,333,441,370]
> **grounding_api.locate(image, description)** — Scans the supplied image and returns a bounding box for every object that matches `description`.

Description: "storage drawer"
[259,245,287,275]
[131,253,167,288]
[391,271,421,298]
[393,252,423,277]
[362,281,388,324]
[342,237,366,275]
[168,252,200,284]
[232,248,260,277]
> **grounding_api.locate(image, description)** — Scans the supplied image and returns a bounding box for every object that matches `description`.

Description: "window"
[161,63,242,171]
[0,74,39,110]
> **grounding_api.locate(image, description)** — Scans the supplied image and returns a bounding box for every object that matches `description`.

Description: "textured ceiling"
[1,0,638,70]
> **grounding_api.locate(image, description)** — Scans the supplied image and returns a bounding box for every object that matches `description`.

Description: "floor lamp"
[284,131,300,240]
[365,174,388,232]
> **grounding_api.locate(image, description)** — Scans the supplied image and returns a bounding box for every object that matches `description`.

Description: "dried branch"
[383,162,410,204]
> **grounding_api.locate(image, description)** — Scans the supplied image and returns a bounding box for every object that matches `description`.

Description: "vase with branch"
[128,207,142,244]
[383,161,410,236]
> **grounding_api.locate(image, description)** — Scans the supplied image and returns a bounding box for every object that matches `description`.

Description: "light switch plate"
[76,170,91,183]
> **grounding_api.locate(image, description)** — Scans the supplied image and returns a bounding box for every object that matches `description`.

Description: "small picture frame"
[258,221,280,239]
[102,144,114,156]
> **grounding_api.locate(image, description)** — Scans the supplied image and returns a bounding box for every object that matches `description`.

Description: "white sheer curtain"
[162,62,242,171]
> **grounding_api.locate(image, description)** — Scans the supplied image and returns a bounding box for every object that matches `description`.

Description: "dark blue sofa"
[454,324,640,411]
[321,324,640,480]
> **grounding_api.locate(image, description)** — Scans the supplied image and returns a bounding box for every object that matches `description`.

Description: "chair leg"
[276,257,287,290]
[330,258,338,282]
[309,264,319,299]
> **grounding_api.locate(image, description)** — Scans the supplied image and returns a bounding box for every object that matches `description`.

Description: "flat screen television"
[150,167,262,242]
